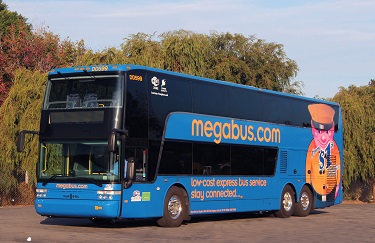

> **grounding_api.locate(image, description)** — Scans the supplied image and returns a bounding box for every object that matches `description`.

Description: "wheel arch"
[275,182,297,218]
[284,182,297,202]
[166,183,190,219]
[302,183,315,209]
[295,183,314,203]
[293,183,315,216]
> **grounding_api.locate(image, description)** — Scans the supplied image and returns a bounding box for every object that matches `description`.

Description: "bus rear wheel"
[157,186,188,227]
[293,185,313,217]
[275,185,295,218]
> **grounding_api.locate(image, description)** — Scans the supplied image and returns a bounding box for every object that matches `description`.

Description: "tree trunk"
[372,178,375,203]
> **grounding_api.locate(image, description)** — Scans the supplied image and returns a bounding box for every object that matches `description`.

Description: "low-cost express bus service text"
[190,178,267,201]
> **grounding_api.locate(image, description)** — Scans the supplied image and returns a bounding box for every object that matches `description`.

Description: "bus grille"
[280,150,288,174]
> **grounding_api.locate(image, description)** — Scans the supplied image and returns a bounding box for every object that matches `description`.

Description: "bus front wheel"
[293,185,313,217]
[157,186,188,227]
[275,185,295,218]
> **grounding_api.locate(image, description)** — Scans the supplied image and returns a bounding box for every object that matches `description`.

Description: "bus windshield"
[44,75,123,109]
[38,141,120,183]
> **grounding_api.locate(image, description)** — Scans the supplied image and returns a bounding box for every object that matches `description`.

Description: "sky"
[6,0,375,99]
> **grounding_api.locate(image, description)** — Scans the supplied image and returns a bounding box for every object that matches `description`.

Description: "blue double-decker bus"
[17,64,343,227]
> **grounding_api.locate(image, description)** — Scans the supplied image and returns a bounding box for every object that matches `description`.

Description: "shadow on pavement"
[37,210,328,228]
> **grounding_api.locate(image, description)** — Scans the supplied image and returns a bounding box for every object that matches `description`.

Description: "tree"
[283,80,305,96]
[0,69,46,204]
[160,30,211,77]
[332,81,375,199]
[0,1,90,104]
[120,31,302,94]
[80,46,126,66]
[0,0,31,37]
[206,32,252,83]
[121,32,163,68]
[0,1,31,104]
[208,32,300,93]
[0,22,84,104]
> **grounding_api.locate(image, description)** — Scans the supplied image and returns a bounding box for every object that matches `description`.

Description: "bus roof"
[49,64,340,107]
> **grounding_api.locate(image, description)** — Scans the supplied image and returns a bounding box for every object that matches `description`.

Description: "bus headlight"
[36,188,48,198]
[97,190,121,200]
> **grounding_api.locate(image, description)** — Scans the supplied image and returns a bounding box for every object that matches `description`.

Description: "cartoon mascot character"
[306,104,341,201]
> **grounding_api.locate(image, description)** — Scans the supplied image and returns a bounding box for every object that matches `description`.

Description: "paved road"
[1,204,375,243]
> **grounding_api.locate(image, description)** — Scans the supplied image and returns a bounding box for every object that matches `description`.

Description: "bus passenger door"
[121,147,163,218]
[124,147,147,182]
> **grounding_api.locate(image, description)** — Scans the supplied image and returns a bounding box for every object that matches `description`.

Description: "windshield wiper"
[42,174,103,187]
[83,70,96,80]
[57,71,70,80]
[42,174,64,186]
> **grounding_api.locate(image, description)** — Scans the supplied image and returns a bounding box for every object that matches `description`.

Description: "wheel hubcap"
[300,192,310,210]
[283,192,293,211]
[168,195,182,219]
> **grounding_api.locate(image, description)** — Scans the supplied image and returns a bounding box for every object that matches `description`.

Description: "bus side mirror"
[124,158,135,189]
[108,129,128,152]
[126,158,135,181]
[17,130,39,152]
[108,133,116,152]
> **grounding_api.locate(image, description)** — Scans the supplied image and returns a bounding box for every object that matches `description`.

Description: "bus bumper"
[35,199,120,218]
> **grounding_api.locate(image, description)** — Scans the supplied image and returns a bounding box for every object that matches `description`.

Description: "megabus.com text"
[191,119,281,144]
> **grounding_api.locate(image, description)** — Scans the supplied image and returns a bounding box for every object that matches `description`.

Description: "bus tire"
[293,185,313,217]
[275,185,295,218]
[156,186,188,227]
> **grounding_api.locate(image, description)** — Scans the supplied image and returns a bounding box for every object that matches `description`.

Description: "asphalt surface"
[1,203,375,242]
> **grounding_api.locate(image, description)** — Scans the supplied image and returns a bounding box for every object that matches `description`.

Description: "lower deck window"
[159,141,277,176]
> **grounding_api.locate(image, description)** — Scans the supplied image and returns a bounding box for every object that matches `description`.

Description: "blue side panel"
[120,179,165,218]
[120,176,288,218]
[163,112,344,209]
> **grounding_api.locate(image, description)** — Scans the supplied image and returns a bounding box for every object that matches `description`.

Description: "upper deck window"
[44,75,123,110]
